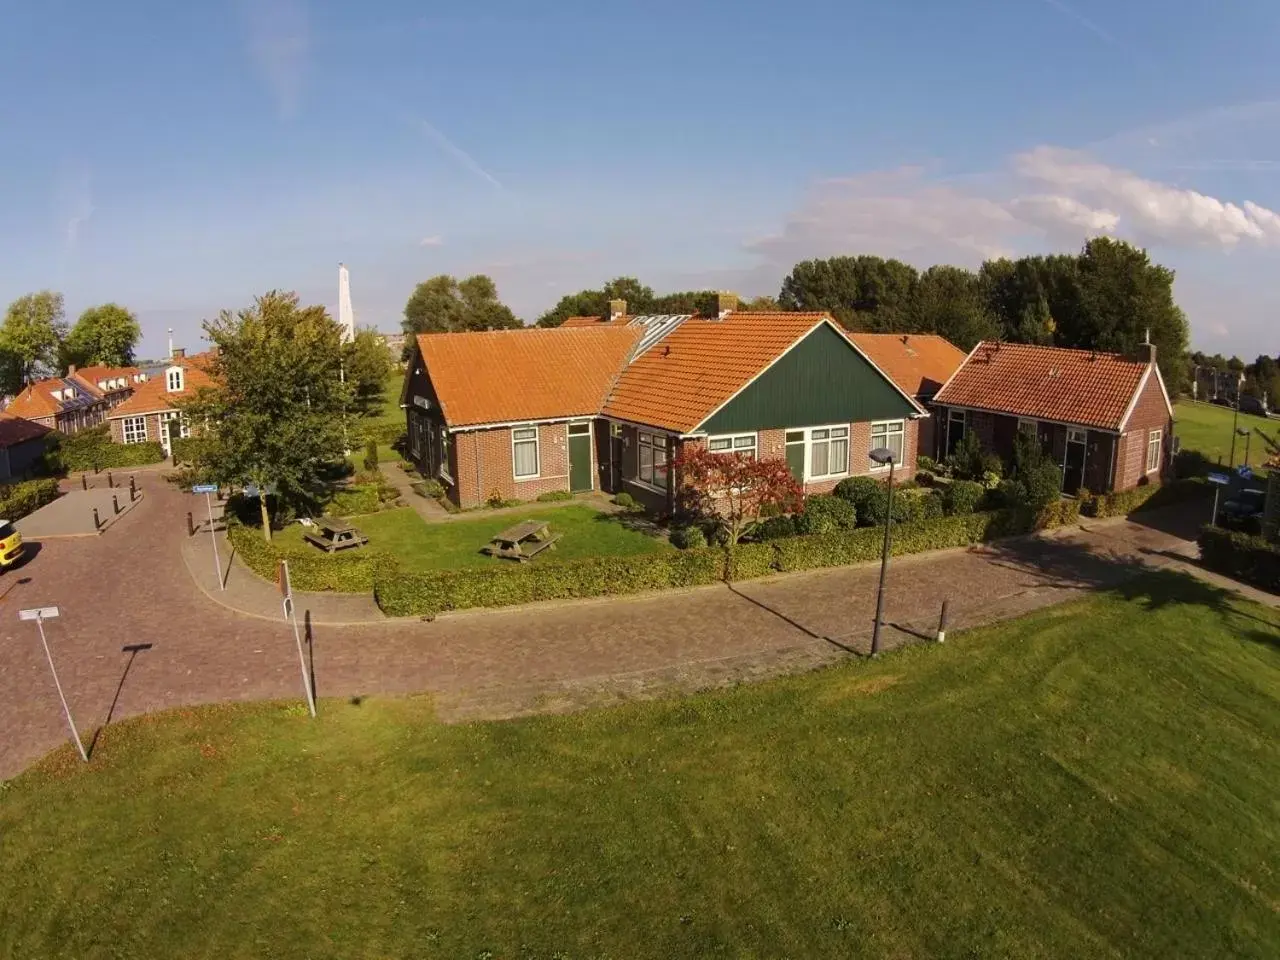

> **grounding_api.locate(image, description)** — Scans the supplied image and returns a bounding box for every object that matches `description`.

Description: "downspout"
[474,431,483,507]
[1106,434,1117,492]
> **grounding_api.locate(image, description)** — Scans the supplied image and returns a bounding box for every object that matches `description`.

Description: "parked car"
[0,519,23,570]
[1211,396,1233,407]
[1219,488,1266,533]
[1238,395,1268,416]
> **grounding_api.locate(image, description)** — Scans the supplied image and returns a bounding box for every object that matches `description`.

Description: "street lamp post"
[868,447,897,656]
[1237,428,1251,469]
[1229,395,1241,466]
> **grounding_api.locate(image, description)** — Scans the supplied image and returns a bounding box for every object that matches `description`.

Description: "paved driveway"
[0,474,1217,780]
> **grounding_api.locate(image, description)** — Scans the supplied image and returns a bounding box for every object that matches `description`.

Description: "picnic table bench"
[303,519,369,553]
[483,519,561,562]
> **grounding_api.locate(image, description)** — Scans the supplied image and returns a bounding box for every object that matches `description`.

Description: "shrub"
[1022,461,1064,509]
[485,489,520,509]
[796,494,856,534]
[919,489,945,521]
[944,480,985,515]
[996,478,1028,508]
[916,455,938,473]
[1173,449,1213,479]
[670,525,708,550]
[1080,478,1209,518]
[612,492,637,510]
[418,478,445,499]
[1035,498,1081,530]
[362,438,378,472]
[0,477,60,520]
[949,431,1001,483]
[226,521,390,593]
[356,421,406,445]
[536,489,573,502]
[834,475,884,521]
[1199,526,1280,592]
[755,514,797,540]
[45,425,165,472]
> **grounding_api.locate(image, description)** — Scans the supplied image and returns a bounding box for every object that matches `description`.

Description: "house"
[0,413,52,480]
[4,376,109,434]
[846,333,966,459]
[105,348,215,456]
[403,296,928,510]
[67,364,149,412]
[932,340,1173,495]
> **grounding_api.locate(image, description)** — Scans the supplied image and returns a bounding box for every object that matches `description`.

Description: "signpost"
[19,606,88,763]
[192,483,224,591]
[279,560,316,718]
[1207,472,1230,526]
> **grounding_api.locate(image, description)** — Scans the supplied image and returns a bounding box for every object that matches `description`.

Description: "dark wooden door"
[1063,429,1087,495]
[569,423,593,492]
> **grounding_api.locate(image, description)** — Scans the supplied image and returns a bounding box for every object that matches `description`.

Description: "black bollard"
[187,512,195,537]
[113,494,120,515]
[107,472,114,489]
[81,475,87,491]
[93,508,101,530]
[129,477,137,502]
[936,599,950,644]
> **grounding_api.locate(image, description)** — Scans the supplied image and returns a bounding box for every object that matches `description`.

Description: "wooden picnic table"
[483,519,561,562]
[303,519,369,553]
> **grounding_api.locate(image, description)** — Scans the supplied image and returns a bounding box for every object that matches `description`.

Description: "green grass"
[276,503,670,570]
[1175,400,1277,469]
[2,572,1277,958]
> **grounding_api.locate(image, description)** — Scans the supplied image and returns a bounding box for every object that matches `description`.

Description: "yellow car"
[0,519,23,569]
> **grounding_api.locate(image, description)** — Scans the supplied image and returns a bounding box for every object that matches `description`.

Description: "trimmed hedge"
[227,522,390,593]
[0,477,60,520]
[374,550,726,617]
[356,421,405,445]
[1199,526,1280,592]
[1080,478,1209,519]
[46,426,165,472]
[372,504,1082,616]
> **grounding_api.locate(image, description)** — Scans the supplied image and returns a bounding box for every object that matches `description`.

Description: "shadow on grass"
[592,510,667,540]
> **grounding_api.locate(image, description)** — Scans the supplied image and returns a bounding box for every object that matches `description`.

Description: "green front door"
[568,423,593,492]
[785,431,806,481]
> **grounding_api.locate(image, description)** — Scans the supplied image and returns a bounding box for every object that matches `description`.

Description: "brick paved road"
[0,474,1210,780]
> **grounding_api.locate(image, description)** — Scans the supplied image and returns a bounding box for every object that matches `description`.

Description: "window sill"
[514,474,541,482]
[626,477,668,495]
[807,471,850,483]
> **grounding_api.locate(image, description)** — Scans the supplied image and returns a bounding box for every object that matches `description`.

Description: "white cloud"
[418,235,444,247]
[1007,194,1119,236]
[241,0,309,118]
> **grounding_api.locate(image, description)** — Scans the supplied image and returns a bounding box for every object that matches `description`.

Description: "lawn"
[1175,400,1277,469]
[3,572,1277,958]
[277,503,671,570]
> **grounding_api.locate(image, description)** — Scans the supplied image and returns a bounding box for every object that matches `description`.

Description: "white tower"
[337,262,355,344]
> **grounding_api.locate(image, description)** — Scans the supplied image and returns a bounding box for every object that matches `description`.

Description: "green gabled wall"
[697,322,916,434]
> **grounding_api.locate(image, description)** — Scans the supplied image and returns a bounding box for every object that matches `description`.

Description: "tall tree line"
[0,291,143,395]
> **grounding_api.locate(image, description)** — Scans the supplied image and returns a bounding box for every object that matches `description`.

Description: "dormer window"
[51,389,62,401]
[97,380,107,390]
[166,367,184,392]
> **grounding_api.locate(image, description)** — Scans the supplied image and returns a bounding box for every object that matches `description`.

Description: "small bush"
[834,476,884,521]
[1173,449,1213,479]
[356,422,405,445]
[755,514,797,540]
[1199,525,1280,592]
[944,480,986,515]
[1081,478,1209,518]
[1022,462,1063,509]
[0,477,60,520]
[418,478,445,499]
[227,521,391,593]
[949,432,1001,483]
[996,478,1029,508]
[670,525,708,550]
[916,455,938,473]
[485,489,520,509]
[919,489,945,521]
[536,489,573,502]
[45,425,165,472]
[362,438,378,472]
[796,494,856,534]
[612,492,637,510]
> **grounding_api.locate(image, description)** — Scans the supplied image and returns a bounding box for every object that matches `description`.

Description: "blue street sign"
[1207,472,1230,486]
[192,483,218,494]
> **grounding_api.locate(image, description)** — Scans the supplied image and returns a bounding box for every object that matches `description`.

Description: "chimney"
[172,347,186,360]
[167,327,174,360]
[1136,329,1156,364]
[67,363,76,375]
[608,299,626,321]
[715,292,739,319]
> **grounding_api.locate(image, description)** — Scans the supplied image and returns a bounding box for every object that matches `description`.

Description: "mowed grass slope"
[2,573,1277,959]
[1174,400,1277,469]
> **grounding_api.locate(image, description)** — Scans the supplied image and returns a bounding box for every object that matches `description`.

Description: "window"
[638,432,668,489]
[408,414,423,458]
[808,426,849,478]
[166,367,184,392]
[122,416,147,444]
[512,426,539,479]
[1146,429,1162,473]
[1017,419,1037,440]
[707,433,757,459]
[161,411,190,439]
[439,428,452,481]
[785,430,806,481]
[946,409,966,456]
[870,420,905,468]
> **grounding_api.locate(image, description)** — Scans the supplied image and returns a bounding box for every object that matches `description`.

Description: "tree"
[1,291,67,387]
[179,291,353,541]
[403,274,519,334]
[343,327,393,413]
[672,446,804,545]
[910,265,1000,349]
[62,303,141,368]
[740,294,781,312]
[535,277,657,328]
[779,255,919,330]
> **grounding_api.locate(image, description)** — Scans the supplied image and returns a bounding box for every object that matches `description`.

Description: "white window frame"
[1017,418,1038,440]
[803,424,850,480]
[512,425,540,480]
[638,431,669,490]
[869,420,905,470]
[166,367,184,392]
[160,410,190,439]
[1146,429,1162,474]
[439,426,453,482]
[707,432,758,459]
[122,416,147,444]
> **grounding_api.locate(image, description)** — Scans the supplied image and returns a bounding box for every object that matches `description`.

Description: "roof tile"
[847,333,966,398]
[109,361,215,417]
[0,412,51,448]
[933,341,1151,431]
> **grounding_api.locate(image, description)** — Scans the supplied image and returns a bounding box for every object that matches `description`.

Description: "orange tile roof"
[109,362,216,417]
[5,381,62,419]
[70,365,142,392]
[416,327,641,427]
[933,341,1153,431]
[560,315,630,328]
[0,412,51,448]
[847,333,966,399]
[603,312,835,433]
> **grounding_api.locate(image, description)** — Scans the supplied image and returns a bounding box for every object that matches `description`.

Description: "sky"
[2,0,1279,360]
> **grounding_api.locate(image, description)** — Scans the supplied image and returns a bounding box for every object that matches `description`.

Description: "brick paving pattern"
[0,473,1247,780]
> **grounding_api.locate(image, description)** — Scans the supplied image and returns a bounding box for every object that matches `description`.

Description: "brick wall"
[109,411,169,446]
[1112,368,1173,491]
[452,422,572,508]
